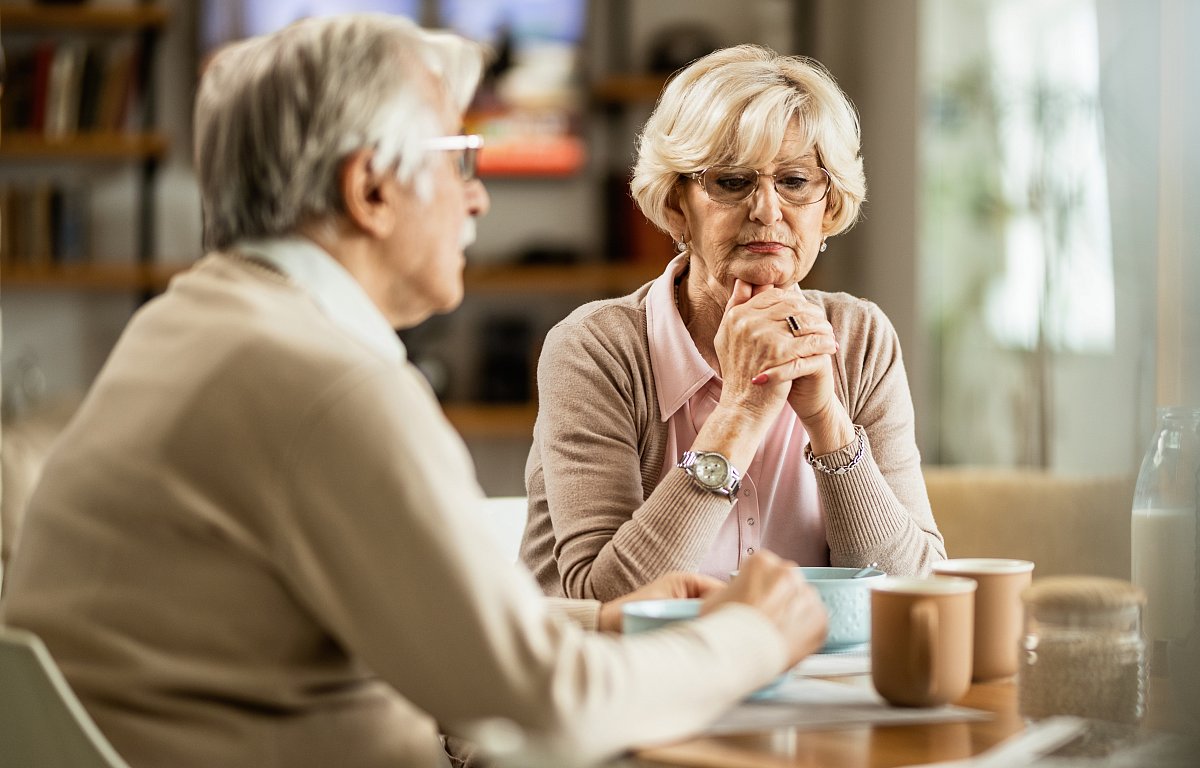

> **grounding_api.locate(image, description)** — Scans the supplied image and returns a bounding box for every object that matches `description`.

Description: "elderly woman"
[520,45,946,601]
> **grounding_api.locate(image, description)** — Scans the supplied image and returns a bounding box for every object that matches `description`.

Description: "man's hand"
[701,550,827,667]
[598,572,725,633]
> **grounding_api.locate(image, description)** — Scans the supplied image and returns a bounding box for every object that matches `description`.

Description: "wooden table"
[631,675,1175,768]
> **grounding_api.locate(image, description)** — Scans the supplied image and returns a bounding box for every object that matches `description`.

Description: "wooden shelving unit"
[1,2,168,295]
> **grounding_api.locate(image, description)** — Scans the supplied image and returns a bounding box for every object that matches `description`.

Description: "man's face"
[381,85,489,329]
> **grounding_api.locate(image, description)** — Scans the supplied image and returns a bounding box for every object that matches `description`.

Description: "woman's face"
[668,123,833,307]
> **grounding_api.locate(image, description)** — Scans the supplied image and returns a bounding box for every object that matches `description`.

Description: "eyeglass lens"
[456,146,478,181]
[700,166,829,205]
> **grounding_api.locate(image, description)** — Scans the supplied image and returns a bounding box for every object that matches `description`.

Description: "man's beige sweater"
[0,254,787,768]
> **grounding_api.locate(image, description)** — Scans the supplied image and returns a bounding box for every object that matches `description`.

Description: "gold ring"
[785,315,803,337]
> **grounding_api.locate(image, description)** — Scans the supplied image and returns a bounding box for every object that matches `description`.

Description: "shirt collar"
[234,236,405,364]
[645,252,718,421]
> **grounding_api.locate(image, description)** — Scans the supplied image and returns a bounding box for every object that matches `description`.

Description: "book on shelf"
[0,182,91,269]
[97,38,141,134]
[0,38,143,138]
[26,183,53,268]
[77,46,106,133]
[0,48,37,135]
[0,186,16,267]
[50,186,90,265]
[45,40,88,139]
[29,41,56,134]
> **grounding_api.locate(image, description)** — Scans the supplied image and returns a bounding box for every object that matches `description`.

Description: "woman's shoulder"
[549,282,653,343]
[801,289,896,332]
[535,283,657,385]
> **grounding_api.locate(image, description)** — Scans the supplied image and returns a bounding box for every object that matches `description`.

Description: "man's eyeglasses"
[686,165,830,207]
[423,134,484,182]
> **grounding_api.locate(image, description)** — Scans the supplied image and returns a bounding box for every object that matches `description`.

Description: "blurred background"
[1,0,1196,496]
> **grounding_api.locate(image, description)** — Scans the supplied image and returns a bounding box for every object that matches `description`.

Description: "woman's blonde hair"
[631,45,865,239]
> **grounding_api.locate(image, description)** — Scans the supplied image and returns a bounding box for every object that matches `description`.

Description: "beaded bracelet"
[804,424,866,475]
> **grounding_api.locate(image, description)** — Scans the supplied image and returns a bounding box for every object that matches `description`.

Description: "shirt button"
[743,489,751,497]
[746,547,755,555]
[747,518,755,526]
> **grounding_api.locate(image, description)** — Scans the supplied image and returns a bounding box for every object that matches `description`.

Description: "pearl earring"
[675,241,687,253]
[819,240,828,253]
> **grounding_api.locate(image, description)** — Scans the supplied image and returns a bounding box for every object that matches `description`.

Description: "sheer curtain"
[919,0,1177,471]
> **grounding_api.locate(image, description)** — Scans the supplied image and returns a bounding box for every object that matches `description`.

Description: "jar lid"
[1021,576,1145,628]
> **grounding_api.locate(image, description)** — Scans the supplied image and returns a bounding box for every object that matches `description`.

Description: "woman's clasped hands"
[714,278,842,428]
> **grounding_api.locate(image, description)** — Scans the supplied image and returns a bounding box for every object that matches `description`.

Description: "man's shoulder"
[140,255,398,389]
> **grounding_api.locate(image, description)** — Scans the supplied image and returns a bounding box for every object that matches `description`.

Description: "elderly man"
[0,14,826,768]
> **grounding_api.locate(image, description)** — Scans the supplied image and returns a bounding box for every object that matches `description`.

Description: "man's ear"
[340,149,396,238]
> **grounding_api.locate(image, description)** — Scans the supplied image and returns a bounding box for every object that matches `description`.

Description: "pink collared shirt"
[645,254,829,580]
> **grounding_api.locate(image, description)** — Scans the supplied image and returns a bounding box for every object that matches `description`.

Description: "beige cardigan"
[521,283,946,601]
[0,255,787,768]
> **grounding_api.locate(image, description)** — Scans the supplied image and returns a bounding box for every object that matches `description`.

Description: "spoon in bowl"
[851,562,880,578]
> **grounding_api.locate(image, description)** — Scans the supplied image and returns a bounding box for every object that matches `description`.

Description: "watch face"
[695,454,730,488]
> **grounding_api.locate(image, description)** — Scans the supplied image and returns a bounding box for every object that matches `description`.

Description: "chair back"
[0,626,132,768]
[924,468,1135,580]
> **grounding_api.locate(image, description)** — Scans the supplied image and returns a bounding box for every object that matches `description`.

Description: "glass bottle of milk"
[1131,407,1200,645]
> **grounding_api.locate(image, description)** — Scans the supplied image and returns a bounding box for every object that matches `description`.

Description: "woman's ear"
[663,186,690,244]
[821,191,839,232]
[340,149,396,239]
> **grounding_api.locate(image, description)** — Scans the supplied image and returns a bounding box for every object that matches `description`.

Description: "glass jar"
[1019,577,1147,724]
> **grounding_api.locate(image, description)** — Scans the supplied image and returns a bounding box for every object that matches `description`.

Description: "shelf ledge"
[0,132,169,161]
[1,262,189,292]
[442,402,538,439]
[0,5,169,32]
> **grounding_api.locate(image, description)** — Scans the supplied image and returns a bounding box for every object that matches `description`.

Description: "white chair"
[0,626,132,768]
[479,496,529,564]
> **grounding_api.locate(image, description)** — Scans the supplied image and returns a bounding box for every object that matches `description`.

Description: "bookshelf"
[0,2,167,282]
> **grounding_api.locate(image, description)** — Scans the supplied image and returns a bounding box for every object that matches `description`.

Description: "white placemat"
[793,645,871,677]
[707,677,990,735]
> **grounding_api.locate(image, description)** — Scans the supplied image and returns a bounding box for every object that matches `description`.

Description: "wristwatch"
[678,450,741,497]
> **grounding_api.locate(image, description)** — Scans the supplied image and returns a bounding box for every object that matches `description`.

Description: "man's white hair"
[194,14,484,250]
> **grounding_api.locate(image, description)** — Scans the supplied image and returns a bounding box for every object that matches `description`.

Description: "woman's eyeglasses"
[423,134,484,181]
[687,165,830,206]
